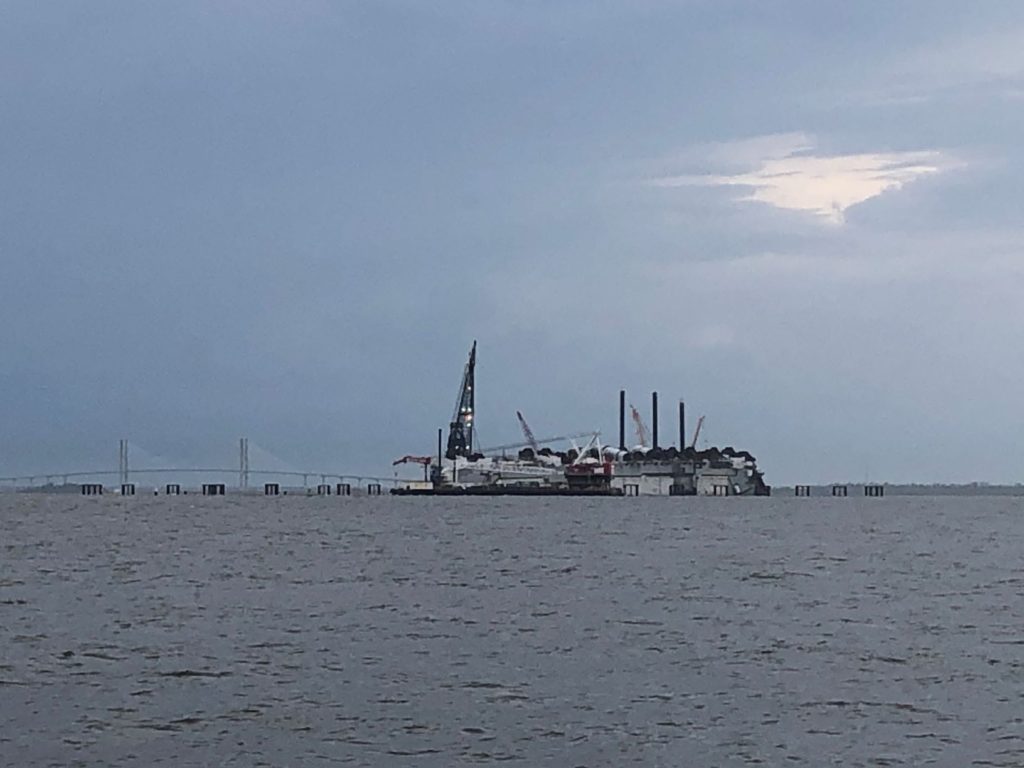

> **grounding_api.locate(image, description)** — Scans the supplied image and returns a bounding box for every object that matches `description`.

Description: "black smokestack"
[652,391,659,449]
[618,390,626,451]
[679,401,685,449]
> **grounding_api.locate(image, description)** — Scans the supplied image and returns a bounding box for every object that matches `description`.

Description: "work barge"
[392,342,770,497]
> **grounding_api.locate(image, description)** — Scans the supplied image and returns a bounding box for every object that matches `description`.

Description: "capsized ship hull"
[609,448,770,497]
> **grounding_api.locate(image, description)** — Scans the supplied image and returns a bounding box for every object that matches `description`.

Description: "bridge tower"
[239,437,249,490]
[118,439,129,486]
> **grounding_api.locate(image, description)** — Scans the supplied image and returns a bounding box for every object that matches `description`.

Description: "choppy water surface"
[3,494,1024,766]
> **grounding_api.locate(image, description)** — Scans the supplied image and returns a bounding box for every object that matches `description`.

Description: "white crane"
[515,411,539,452]
[689,415,705,449]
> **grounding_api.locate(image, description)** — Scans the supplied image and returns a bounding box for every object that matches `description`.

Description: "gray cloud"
[2,2,1024,483]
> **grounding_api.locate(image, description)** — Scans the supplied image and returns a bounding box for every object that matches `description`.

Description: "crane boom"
[446,341,476,459]
[481,431,599,454]
[392,455,433,482]
[629,404,651,448]
[516,411,539,451]
[392,455,432,466]
[689,415,705,449]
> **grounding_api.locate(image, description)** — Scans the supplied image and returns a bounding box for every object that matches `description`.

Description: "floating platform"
[391,485,623,497]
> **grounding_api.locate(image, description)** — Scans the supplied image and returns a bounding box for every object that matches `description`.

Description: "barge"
[390,342,769,497]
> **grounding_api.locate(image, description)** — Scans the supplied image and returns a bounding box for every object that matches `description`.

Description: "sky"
[3,1,1024,485]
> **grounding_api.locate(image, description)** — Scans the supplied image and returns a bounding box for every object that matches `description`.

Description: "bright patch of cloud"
[653,134,952,224]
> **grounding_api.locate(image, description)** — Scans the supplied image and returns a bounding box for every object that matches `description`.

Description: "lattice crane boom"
[629,404,651,448]
[516,411,539,452]
[445,341,477,459]
[689,415,705,449]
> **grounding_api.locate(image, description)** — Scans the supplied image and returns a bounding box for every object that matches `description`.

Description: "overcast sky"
[3,1,1023,484]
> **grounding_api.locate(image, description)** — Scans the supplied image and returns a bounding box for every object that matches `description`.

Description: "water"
[2,494,1024,766]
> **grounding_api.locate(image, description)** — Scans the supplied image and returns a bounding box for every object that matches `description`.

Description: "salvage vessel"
[391,342,769,496]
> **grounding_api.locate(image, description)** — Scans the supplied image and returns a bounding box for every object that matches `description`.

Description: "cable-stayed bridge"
[0,438,403,490]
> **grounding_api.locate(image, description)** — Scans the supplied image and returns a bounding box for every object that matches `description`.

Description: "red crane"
[629,404,651,448]
[392,455,433,482]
